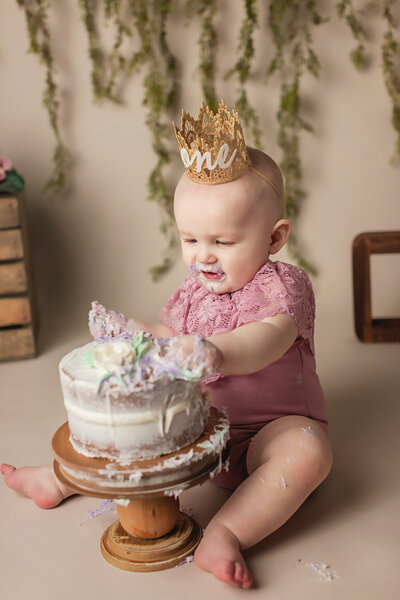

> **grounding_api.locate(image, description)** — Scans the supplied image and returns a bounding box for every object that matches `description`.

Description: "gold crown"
[173,99,250,185]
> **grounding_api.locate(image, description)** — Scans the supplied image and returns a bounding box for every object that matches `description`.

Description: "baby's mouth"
[201,270,222,280]
[189,262,227,285]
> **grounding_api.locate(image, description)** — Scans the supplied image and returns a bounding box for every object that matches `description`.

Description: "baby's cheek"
[228,260,253,286]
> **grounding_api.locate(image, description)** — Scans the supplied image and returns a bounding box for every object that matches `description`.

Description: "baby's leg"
[194,416,333,589]
[1,463,75,509]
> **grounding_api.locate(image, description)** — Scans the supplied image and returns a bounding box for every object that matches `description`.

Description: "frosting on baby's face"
[174,167,289,294]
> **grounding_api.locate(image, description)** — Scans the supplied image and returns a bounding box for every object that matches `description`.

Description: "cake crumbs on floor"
[306,561,339,582]
[80,499,116,525]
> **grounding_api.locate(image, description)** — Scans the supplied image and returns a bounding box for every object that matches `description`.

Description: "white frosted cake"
[59,320,214,461]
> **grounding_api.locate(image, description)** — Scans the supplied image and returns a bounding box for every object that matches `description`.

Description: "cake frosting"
[59,303,219,461]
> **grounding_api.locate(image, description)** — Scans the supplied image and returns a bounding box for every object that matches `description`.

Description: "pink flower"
[0,157,12,181]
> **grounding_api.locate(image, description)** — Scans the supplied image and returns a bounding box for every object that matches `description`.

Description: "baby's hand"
[166,334,221,380]
[88,301,138,342]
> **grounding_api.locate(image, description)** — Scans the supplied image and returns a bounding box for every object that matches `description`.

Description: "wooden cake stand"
[52,406,230,572]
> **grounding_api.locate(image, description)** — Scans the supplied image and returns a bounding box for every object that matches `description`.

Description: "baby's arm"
[208,314,298,376]
[130,318,173,338]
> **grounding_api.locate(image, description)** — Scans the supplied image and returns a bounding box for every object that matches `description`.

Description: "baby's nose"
[197,245,216,264]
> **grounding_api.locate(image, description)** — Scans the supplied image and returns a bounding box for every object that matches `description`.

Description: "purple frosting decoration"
[89,300,140,342]
[96,332,135,344]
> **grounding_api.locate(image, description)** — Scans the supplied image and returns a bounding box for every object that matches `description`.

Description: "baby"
[1,102,332,590]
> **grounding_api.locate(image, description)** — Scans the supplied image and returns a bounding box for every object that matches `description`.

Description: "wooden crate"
[0,192,38,361]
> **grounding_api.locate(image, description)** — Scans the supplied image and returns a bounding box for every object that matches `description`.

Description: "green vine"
[78,0,136,103]
[102,1,133,100]
[16,0,69,192]
[78,0,107,100]
[337,0,368,69]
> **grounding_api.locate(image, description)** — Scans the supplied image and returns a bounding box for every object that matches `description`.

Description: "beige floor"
[0,317,399,600]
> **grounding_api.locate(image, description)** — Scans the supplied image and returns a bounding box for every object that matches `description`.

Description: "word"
[181,143,237,172]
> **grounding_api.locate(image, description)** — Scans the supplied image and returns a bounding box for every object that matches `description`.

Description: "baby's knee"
[293,425,333,488]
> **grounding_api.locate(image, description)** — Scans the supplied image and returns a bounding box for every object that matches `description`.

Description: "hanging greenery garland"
[13,0,400,279]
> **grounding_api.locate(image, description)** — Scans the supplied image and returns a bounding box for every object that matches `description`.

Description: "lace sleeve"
[235,262,316,354]
[159,277,196,335]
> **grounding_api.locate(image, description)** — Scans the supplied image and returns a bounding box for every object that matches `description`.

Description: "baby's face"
[174,171,278,294]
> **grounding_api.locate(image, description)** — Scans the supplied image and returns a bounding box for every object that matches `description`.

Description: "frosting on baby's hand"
[165,334,221,380]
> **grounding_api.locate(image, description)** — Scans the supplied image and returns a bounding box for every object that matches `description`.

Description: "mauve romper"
[159,260,328,490]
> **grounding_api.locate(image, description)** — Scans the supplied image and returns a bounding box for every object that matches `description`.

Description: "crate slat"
[0,296,31,327]
[0,261,27,295]
[0,325,36,361]
[0,229,24,261]
[0,196,20,229]
[0,192,38,361]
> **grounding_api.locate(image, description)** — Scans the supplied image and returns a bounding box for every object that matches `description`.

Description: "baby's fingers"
[167,335,221,379]
[197,339,221,375]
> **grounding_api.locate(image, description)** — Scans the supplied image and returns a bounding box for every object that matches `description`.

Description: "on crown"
[173,99,250,185]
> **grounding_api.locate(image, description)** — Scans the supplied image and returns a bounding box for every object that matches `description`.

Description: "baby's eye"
[216,240,233,246]
[183,238,197,244]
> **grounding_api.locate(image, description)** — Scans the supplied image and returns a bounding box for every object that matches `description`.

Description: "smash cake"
[59,302,218,462]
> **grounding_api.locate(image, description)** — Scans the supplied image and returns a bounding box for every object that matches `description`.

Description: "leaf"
[0,169,25,194]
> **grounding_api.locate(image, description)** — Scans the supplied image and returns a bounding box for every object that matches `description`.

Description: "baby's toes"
[212,560,241,587]
[235,562,250,587]
[1,463,15,474]
[1,463,16,483]
[241,567,253,589]
[233,561,253,588]
[233,561,244,582]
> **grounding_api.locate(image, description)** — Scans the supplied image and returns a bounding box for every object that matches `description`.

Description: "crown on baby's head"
[173,99,283,201]
[173,99,250,186]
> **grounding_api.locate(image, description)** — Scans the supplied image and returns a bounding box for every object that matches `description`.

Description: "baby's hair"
[247,147,285,219]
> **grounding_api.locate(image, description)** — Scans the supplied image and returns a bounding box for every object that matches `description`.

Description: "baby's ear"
[269,219,291,255]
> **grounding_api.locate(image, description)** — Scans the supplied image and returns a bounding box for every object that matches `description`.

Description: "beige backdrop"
[1,4,400,599]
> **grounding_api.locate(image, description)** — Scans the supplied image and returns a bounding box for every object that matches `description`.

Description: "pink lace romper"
[159,260,328,490]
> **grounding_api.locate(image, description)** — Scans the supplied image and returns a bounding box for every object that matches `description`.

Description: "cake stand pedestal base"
[101,512,202,572]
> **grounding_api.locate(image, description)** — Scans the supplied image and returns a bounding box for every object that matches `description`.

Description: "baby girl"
[1,101,332,590]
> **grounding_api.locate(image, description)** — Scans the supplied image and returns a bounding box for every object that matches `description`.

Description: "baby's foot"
[194,522,253,589]
[1,463,75,509]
